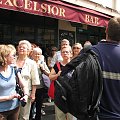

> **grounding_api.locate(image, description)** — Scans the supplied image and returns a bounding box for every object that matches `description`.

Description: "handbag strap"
[14,66,19,85]
[56,62,61,71]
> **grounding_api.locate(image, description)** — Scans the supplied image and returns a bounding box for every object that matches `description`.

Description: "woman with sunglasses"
[0,44,28,120]
[72,43,83,59]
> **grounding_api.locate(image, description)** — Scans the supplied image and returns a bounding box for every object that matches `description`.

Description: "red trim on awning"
[0,0,111,27]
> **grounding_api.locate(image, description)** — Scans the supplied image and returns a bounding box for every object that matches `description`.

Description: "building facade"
[0,0,119,48]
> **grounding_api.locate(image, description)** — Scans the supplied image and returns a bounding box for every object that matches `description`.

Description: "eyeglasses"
[34,53,41,56]
[6,54,16,58]
[61,51,70,54]
[73,47,80,49]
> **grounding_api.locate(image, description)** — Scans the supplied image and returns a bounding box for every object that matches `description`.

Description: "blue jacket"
[92,41,120,119]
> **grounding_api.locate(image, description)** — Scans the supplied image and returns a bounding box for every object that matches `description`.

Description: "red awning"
[0,0,111,27]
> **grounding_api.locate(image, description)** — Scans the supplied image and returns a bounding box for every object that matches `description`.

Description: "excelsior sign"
[0,0,110,27]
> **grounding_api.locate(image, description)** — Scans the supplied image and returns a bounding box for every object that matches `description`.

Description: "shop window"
[14,26,34,43]
[77,34,88,44]
[0,24,12,44]
[59,30,75,46]
[76,25,105,45]
[36,28,56,47]
[88,25,99,35]
[89,35,99,45]
[0,9,58,46]
[0,24,3,42]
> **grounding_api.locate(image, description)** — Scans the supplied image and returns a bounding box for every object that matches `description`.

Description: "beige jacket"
[20,58,40,94]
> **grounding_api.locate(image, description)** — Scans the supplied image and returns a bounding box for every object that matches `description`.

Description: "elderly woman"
[0,44,28,120]
[49,46,73,120]
[72,43,83,59]
[16,40,40,120]
[31,47,50,120]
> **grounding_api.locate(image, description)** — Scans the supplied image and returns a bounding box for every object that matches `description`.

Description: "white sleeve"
[49,53,57,67]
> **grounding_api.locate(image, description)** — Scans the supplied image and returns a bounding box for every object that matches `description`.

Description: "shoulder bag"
[48,62,61,99]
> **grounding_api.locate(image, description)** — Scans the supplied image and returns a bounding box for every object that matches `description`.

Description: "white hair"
[61,39,70,45]
[33,47,42,54]
[19,40,31,50]
[72,43,83,50]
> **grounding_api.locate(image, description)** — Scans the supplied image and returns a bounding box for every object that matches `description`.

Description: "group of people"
[0,41,40,120]
[0,16,120,120]
[0,37,84,120]
[49,17,120,120]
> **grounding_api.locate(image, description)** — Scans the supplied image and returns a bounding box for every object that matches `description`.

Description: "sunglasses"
[52,49,57,51]
[73,47,80,49]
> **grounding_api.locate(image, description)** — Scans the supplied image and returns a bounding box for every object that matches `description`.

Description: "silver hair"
[19,40,31,50]
[33,47,42,54]
[72,43,83,50]
[61,39,70,44]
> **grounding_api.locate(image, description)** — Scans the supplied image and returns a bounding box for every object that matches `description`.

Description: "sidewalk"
[41,101,55,120]
[42,102,77,120]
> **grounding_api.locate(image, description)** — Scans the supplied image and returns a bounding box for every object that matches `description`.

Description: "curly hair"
[0,44,16,66]
[19,40,31,50]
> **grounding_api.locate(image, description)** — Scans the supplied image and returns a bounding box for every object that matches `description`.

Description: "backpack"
[54,48,103,120]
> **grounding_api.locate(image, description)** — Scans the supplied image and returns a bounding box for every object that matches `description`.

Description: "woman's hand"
[20,94,28,107]
[8,93,20,100]
[57,71,62,76]
[39,64,45,71]
[20,94,28,103]
[0,93,20,102]
[30,93,35,103]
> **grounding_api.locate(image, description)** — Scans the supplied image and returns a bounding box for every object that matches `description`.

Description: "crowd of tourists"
[0,16,120,120]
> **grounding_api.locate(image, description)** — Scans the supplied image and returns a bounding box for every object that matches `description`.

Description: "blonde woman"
[16,40,40,120]
[72,43,83,59]
[0,44,28,120]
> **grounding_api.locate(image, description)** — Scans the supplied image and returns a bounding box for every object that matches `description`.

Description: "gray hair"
[61,39,70,45]
[72,43,83,50]
[33,47,42,54]
[19,40,31,50]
